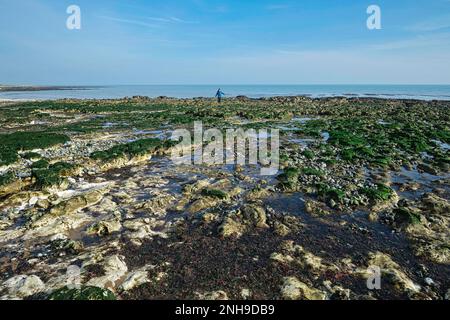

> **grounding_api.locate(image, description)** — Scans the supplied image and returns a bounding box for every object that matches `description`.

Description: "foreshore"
[0,96,449,300]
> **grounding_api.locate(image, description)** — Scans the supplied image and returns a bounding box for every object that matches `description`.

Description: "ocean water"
[1,85,450,101]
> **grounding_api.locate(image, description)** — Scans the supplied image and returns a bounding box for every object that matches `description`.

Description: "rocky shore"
[0,96,449,300]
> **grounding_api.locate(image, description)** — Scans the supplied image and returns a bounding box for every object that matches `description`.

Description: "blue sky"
[1,0,450,85]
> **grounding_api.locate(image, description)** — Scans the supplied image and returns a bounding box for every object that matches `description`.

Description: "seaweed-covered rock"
[50,238,84,255]
[359,252,421,294]
[245,186,272,202]
[413,242,450,265]
[305,199,331,215]
[86,219,121,236]
[273,221,291,236]
[188,197,221,214]
[201,188,228,199]
[0,191,44,211]
[393,207,423,227]
[421,193,450,216]
[280,277,327,300]
[271,240,338,274]
[418,163,438,175]
[218,205,268,238]
[218,215,246,238]
[241,204,269,228]
[277,167,300,190]
[49,189,106,216]
[0,174,27,197]
[182,179,211,195]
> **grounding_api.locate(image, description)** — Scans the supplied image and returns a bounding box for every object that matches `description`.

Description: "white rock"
[98,197,118,212]
[2,275,45,298]
[424,277,435,286]
[86,255,128,289]
[50,233,68,241]
[29,197,39,206]
[120,270,149,291]
[240,288,251,299]
[104,255,128,274]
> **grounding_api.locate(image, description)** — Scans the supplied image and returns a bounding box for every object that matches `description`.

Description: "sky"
[1,0,450,85]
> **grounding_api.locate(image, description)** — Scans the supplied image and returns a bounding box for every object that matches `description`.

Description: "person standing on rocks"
[215,88,225,103]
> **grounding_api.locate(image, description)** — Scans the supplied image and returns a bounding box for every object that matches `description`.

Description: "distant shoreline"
[0,85,96,92]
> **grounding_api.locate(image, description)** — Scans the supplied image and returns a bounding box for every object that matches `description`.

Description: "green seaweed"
[90,138,173,161]
[48,286,116,300]
[0,146,18,166]
[277,167,300,189]
[31,159,50,169]
[32,162,75,188]
[22,152,42,160]
[0,131,69,166]
[360,184,394,202]
[341,149,356,161]
[0,172,15,187]
[279,153,290,162]
[201,188,228,199]
[394,208,421,226]
[301,167,324,176]
[317,183,346,203]
[0,131,69,151]
[329,130,366,148]
[302,150,315,159]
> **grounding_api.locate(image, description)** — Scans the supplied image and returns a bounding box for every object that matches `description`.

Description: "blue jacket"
[215,90,224,98]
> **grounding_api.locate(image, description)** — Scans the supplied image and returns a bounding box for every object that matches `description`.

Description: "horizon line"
[2,83,450,87]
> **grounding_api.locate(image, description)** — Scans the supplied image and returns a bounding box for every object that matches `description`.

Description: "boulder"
[2,275,45,298]
[218,215,246,238]
[86,255,128,290]
[280,277,327,300]
[119,269,149,292]
[359,252,421,294]
[241,204,269,228]
[50,189,106,216]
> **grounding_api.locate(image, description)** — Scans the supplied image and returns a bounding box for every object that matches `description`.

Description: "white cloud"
[98,16,161,29]
[147,16,199,24]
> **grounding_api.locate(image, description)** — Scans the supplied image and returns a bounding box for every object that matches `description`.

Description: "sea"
[1,85,450,101]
